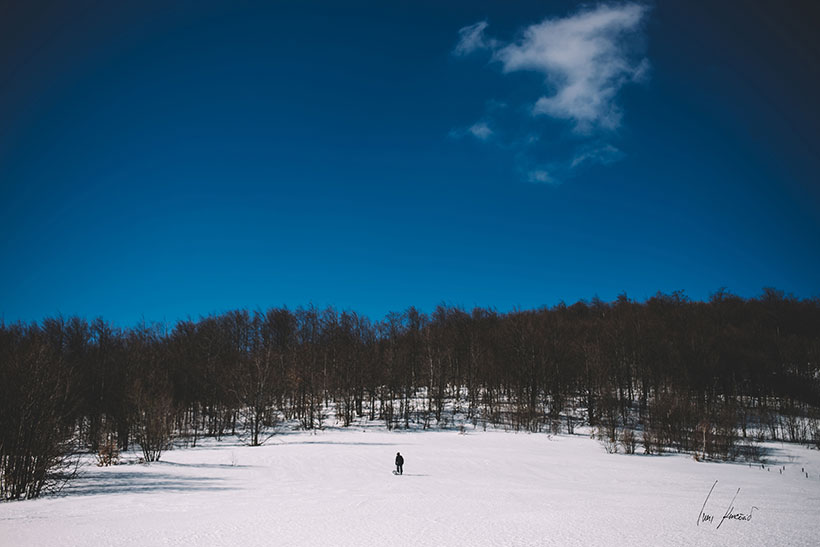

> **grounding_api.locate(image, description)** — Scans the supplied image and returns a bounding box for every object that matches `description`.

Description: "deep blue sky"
[1,1,819,326]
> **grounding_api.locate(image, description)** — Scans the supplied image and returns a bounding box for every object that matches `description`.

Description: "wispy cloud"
[449,120,494,141]
[469,121,493,140]
[527,169,559,185]
[570,143,625,168]
[494,3,649,132]
[453,21,495,56]
[452,3,650,184]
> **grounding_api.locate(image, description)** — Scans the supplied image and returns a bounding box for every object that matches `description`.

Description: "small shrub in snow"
[596,426,618,454]
[565,415,576,435]
[620,428,637,455]
[96,436,119,467]
[642,428,660,455]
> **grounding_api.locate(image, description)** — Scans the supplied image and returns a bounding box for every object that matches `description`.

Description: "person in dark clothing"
[395,452,404,475]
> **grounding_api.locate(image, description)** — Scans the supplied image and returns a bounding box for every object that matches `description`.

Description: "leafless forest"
[2,289,819,500]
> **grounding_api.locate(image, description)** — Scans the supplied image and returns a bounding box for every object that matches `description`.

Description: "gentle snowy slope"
[1,430,819,546]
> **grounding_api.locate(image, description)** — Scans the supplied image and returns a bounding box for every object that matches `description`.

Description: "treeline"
[2,288,820,500]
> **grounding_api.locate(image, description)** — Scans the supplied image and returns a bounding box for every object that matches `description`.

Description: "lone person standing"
[395,452,404,475]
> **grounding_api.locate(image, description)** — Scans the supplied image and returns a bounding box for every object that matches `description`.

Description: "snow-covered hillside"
[1,429,819,546]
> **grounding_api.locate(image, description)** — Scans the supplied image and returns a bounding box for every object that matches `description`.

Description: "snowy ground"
[2,428,819,546]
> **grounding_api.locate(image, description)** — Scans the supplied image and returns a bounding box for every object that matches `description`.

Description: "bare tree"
[0,322,77,500]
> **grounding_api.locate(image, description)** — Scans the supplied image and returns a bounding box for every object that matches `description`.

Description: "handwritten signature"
[697,480,758,529]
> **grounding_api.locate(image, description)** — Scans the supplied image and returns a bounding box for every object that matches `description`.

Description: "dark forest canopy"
[2,289,820,500]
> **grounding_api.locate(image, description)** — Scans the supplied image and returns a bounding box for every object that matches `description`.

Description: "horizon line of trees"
[2,288,820,500]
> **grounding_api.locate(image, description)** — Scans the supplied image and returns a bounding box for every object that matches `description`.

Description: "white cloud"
[570,144,625,168]
[492,3,648,132]
[453,21,494,56]
[527,169,559,185]
[453,4,649,183]
[468,121,493,140]
[449,120,494,142]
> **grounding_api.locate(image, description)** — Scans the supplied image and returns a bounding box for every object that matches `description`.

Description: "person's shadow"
[392,472,429,476]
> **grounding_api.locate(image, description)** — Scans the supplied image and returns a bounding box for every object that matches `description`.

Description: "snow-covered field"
[2,429,819,546]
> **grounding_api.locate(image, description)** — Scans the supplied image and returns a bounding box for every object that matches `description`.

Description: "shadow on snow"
[61,469,235,497]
